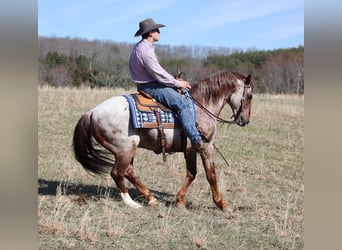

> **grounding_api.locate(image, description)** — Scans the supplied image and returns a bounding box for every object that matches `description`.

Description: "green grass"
[38,86,304,249]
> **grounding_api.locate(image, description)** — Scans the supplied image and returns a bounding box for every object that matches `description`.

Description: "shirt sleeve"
[142,49,182,88]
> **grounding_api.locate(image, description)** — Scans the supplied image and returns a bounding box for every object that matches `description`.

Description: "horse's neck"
[205,98,227,115]
[191,73,239,115]
[191,93,227,118]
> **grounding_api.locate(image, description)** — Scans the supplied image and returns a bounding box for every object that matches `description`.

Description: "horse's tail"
[72,112,113,175]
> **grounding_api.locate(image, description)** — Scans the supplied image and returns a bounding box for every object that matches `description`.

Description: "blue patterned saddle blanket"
[124,94,180,128]
[124,94,181,129]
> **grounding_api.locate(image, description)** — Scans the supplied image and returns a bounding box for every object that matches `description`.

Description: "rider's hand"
[179,80,191,90]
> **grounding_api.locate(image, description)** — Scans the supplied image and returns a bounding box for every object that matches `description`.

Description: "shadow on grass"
[38,179,237,212]
[38,178,175,205]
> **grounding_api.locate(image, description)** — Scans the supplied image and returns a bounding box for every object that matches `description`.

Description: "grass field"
[38,86,304,249]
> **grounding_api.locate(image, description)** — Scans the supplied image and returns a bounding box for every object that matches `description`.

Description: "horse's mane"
[190,71,246,104]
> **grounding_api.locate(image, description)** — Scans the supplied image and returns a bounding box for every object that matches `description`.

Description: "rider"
[128,18,207,152]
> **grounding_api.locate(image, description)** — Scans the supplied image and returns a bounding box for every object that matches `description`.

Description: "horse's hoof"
[131,202,143,209]
[120,192,142,209]
[148,198,159,207]
[222,207,234,213]
[175,201,186,210]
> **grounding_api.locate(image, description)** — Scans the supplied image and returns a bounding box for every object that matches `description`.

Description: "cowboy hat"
[134,18,165,37]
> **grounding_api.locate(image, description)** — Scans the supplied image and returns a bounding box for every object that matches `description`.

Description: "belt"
[136,81,160,89]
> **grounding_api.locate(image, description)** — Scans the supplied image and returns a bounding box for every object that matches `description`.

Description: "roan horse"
[72,71,253,212]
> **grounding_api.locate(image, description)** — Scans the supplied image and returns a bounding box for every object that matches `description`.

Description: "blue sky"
[38,0,304,50]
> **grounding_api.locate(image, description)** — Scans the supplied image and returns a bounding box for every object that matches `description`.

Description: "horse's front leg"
[200,147,233,212]
[176,150,197,208]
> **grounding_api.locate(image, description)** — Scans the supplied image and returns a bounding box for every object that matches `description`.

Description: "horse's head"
[228,74,253,126]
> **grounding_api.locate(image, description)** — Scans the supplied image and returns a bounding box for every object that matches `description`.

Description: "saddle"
[131,90,184,161]
[134,90,172,113]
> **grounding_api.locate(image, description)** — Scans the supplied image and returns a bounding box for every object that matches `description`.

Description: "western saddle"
[133,90,183,161]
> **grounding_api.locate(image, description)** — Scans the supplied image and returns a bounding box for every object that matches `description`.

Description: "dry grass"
[38,86,304,249]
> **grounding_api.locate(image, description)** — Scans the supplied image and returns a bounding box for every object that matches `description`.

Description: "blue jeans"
[137,82,202,144]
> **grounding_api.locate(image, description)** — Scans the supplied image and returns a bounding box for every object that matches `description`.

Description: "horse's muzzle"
[236,117,249,126]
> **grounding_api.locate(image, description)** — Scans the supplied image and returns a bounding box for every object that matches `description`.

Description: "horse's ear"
[245,74,251,85]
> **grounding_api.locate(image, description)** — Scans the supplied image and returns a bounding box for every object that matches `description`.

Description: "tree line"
[38,37,304,94]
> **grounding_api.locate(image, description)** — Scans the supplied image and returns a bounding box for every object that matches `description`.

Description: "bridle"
[192,98,236,124]
[230,84,252,122]
[191,84,251,124]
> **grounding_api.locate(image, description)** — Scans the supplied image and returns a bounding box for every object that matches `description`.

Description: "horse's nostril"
[238,117,249,126]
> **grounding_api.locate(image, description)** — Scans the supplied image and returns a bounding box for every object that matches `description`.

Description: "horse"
[72,71,253,212]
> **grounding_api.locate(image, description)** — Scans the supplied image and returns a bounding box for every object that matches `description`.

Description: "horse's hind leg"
[125,161,159,206]
[111,156,142,209]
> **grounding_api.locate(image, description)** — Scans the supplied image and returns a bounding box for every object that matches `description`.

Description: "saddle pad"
[124,94,180,129]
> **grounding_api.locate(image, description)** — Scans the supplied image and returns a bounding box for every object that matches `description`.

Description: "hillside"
[38,36,304,94]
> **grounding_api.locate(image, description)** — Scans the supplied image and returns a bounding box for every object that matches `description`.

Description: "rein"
[213,143,232,168]
[191,98,234,168]
[177,72,236,124]
[191,84,250,124]
[192,98,237,124]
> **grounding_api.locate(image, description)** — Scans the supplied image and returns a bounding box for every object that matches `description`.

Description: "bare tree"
[45,65,73,87]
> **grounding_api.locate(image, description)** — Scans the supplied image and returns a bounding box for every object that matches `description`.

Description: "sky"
[38,0,304,51]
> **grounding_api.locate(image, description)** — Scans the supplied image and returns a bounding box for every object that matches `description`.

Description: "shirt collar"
[142,38,154,47]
